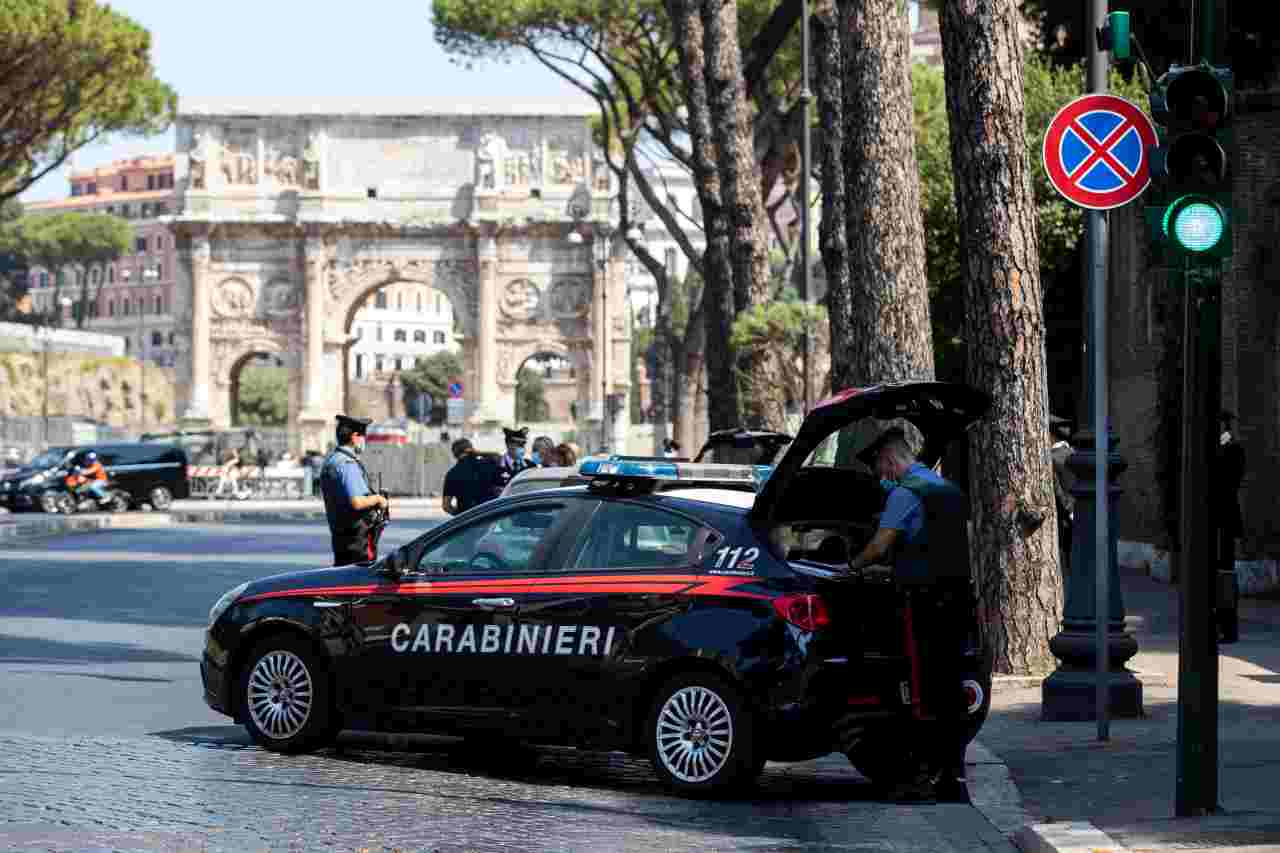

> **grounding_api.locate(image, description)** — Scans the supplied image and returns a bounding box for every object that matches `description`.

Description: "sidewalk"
[980,565,1280,852]
[0,497,450,543]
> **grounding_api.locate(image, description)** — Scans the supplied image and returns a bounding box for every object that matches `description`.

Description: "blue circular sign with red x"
[1042,94,1158,210]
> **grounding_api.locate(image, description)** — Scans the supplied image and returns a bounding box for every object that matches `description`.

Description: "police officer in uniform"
[846,427,973,801]
[320,415,390,566]
[491,426,533,497]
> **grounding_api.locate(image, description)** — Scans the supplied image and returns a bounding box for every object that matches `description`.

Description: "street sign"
[1042,93,1158,210]
[446,397,465,426]
[448,381,464,398]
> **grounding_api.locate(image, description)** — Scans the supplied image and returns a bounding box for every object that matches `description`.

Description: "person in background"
[442,437,497,515]
[213,446,249,500]
[492,426,533,497]
[531,435,556,468]
[1049,415,1076,572]
[555,442,576,468]
[1216,411,1245,643]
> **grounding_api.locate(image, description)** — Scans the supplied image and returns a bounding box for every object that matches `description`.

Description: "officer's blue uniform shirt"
[320,447,370,534]
[880,462,946,545]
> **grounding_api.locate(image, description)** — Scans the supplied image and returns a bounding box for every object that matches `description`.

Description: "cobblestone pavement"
[0,729,1015,853]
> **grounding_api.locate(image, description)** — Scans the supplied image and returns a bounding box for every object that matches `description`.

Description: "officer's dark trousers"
[332,533,374,567]
[902,583,970,779]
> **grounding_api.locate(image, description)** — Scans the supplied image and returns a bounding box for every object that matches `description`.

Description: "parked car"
[693,429,793,466]
[91,443,190,509]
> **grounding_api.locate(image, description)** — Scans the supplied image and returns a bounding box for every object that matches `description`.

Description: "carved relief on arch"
[212,277,255,318]
[262,277,302,317]
[500,278,541,321]
[548,276,591,318]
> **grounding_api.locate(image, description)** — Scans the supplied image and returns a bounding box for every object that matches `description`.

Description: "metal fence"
[0,415,130,463]
[362,443,455,497]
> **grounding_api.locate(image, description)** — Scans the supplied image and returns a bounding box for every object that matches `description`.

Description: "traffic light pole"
[1176,262,1221,816]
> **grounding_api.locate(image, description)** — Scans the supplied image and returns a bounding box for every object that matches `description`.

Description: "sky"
[20,0,583,203]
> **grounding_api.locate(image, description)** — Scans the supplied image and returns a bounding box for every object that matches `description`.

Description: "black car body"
[7,443,189,511]
[202,382,992,795]
[693,429,793,466]
[0,447,74,510]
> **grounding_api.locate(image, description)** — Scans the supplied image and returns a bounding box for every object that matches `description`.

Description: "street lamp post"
[43,297,73,443]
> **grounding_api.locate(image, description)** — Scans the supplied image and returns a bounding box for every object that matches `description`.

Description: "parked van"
[87,443,190,509]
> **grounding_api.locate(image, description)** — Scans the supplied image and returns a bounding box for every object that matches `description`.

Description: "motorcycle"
[39,470,131,515]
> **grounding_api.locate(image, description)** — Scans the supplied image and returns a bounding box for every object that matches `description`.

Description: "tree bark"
[939,0,1060,675]
[666,0,740,431]
[812,0,848,375]
[702,0,774,428]
[832,0,935,389]
[652,298,673,453]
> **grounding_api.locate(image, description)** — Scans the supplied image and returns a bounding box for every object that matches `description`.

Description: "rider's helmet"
[85,451,98,463]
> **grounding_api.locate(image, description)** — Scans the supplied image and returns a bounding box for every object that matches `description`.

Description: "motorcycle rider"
[66,451,111,507]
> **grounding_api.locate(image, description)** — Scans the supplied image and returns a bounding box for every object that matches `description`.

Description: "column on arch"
[182,235,211,421]
[301,236,327,415]
[476,236,499,421]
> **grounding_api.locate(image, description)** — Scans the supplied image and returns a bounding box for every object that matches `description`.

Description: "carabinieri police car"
[201,381,993,796]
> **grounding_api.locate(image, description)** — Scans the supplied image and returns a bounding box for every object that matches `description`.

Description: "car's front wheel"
[238,634,335,754]
[646,672,756,797]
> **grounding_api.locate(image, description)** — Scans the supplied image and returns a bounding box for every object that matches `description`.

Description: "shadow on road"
[0,633,198,664]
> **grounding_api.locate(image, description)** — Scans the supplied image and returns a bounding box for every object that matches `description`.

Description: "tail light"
[773,593,831,632]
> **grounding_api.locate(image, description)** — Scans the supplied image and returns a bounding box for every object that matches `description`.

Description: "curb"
[0,511,174,543]
[1013,822,1126,853]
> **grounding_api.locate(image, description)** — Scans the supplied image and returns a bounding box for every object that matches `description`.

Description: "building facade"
[347,280,458,381]
[23,156,181,366]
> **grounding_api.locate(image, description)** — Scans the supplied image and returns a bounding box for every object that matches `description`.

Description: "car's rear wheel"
[646,672,756,797]
[148,485,173,510]
[238,634,334,754]
[40,492,62,514]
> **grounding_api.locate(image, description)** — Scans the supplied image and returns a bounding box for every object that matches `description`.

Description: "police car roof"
[657,487,757,511]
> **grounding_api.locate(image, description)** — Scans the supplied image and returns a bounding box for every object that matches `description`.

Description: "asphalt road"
[0,521,1015,852]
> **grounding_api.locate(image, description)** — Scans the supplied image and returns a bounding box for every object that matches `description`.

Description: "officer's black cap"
[336,414,373,434]
[503,426,529,444]
[856,426,909,468]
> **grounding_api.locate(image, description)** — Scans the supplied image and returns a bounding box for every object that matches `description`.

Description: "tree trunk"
[652,290,674,454]
[939,0,1060,675]
[702,0,775,427]
[666,0,739,431]
[812,0,848,388]
[680,299,708,454]
[832,0,935,389]
[669,333,689,453]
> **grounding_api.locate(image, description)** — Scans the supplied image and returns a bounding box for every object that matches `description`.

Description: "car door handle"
[313,601,343,609]
[471,597,516,610]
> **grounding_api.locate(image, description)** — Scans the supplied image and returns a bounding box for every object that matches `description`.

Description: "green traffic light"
[1162,196,1226,253]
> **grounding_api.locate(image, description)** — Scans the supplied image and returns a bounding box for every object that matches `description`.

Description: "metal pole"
[799,0,812,413]
[1088,0,1111,742]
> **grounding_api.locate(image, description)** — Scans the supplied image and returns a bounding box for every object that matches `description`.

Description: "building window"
[355,326,363,339]
[119,176,127,191]
[393,329,407,342]
[413,330,426,343]
[433,331,446,345]
[123,337,130,353]
[135,237,147,253]
[107,266,114,284]
[375,292,387,309]
[141,203,152,219]
[435,294,442,313]
[108,300,115,317]
[90,267,100,284]
[71,183,82,197]
[355,353,364,378]
[168,332,174,345]
[375,326,383,342]
[156,201,169,215]
[154,295,162,314]
[123,300,130,316]
[375,356,384,374]
[417,293,422,313]
[40,271,48,287]
[147,175,156,190]
[394,358,403,371]
[151,331,162,346]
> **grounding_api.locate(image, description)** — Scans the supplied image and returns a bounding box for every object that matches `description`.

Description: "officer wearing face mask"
[491,426,533,497]
[320,414,390,566]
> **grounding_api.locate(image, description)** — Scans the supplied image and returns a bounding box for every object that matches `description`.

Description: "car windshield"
[29,449,69,468]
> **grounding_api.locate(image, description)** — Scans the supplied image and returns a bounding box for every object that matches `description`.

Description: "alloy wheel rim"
[656,685,734,783]
[246,650,314,741]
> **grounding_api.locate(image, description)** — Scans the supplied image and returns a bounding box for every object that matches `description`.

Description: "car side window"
[569,502,702,571]
[418,503,569,575]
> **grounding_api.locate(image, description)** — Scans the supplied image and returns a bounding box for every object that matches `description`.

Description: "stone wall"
[1110,93,1280,562]
[0,350,177,429]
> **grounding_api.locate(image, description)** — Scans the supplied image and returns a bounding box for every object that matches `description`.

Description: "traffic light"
[1148,62,1233,261]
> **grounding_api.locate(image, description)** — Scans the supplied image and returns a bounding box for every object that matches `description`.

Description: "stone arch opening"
[513,350,577,423]
[341,277,463,423]
[229,350,295,428]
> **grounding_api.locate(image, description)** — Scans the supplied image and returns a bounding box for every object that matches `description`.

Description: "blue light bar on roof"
[578,456,773,489]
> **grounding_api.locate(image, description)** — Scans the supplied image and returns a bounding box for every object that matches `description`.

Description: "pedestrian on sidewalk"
[1216,411,1245,643]
[320,415,389,566]
[1049,415,1076,573]
[442,438,493,516]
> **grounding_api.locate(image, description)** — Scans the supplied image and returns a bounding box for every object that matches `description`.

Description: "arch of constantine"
[167,99,631,451]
